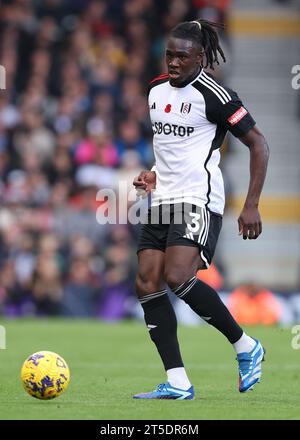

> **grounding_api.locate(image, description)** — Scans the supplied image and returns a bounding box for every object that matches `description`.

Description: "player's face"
[166,37,203,87]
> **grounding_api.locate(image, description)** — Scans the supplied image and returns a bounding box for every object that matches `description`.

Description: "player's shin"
[172,276,243,343]
[139,290,184,370]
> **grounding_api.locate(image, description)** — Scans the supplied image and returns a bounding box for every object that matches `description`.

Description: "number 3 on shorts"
[186,212,201,233]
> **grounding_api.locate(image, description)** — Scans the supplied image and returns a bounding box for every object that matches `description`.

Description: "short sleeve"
[215,90,256,138]
[207,88,256,137]
[193,75,256,138]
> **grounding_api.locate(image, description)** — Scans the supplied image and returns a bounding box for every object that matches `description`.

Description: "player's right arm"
[133,170,156,197]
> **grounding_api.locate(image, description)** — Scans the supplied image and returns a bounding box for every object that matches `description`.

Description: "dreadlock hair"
[170,20,226,70]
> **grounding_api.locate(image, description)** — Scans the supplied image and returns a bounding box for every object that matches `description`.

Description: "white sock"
[233,332,256,354]
[166,367,192,390]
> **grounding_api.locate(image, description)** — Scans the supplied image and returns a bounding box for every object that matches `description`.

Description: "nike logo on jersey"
[147,324,157,331]
[152,122,194,137]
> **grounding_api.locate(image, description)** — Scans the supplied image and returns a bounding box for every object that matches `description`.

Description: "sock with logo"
[139,290,184,370]
[172,276,243,343]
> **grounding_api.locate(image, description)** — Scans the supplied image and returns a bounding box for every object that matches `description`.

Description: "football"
[20,351,70,400]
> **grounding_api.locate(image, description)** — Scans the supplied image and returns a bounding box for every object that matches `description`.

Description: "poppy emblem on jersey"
[180,102,192,114]
[164,104,172,113]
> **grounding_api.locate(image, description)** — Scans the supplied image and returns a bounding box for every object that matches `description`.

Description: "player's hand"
[238,206,262,240]
[133,170,156,198]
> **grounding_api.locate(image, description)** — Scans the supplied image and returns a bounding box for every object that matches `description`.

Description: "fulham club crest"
[180,102,192,114]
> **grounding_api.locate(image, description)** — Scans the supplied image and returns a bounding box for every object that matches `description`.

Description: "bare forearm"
[238,126,270,208]
[244,134,269,208]
[237,126,269,239]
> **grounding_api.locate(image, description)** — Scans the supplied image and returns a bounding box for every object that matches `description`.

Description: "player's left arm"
[237,125,270,240]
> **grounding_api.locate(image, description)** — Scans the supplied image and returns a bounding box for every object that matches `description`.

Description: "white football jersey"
[148,69,255,215]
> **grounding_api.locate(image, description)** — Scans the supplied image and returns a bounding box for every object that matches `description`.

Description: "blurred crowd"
[0,0,234,318]
[7,0,298,325]
[1,0,299,325]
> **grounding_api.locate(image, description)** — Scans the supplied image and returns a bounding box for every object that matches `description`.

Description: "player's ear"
[197,50,204,67]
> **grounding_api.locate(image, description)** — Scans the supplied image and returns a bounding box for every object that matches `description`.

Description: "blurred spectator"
[61,258,98,317]
[117,150,143,195]
[0,259,34,317]
[27,233,65,315]
[96,242,135,321]
[30,254,63,316]
[227,283,282,325]
[74,122,118,167]
[193,0,231,38]
[164,0,195,31]
[14,232,36,285]
[115,119,151,167]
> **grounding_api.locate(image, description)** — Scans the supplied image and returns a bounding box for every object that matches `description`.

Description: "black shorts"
[137,204,222,268]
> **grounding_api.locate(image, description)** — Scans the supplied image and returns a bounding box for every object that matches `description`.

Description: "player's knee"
[135,273,160,298]
[164,270,191,290]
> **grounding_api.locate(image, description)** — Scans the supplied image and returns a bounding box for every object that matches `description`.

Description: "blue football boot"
[133,382,194,400]
[237,339,265,393]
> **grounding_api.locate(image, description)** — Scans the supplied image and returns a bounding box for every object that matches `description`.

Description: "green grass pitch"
[0,319,299,420]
